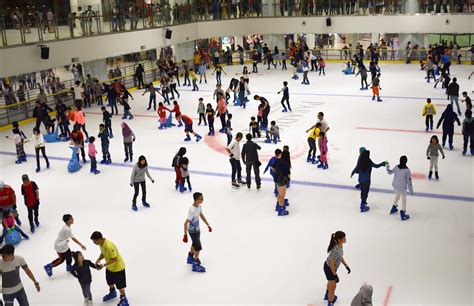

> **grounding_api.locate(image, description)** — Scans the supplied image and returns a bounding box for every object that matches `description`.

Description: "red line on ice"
[356,127,462,136]
[384,286,393,306]
[84,111,199,120]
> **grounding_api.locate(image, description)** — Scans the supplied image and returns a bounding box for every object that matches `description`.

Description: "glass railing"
[1,0,472,47]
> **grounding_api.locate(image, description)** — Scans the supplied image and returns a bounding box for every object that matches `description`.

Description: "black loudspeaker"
[40,46,49,60]
[326,17,331,26]
[165,29,172,39]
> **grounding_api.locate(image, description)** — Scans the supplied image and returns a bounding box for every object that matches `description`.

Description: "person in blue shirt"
[264,149,282,196]
[350,150,386,213]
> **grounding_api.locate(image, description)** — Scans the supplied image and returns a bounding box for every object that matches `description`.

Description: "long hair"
[327,231,346,253]
[137,155,148,168]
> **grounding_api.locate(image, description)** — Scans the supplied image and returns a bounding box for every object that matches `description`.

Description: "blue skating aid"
[165,113,176,128]
[102,289,117,302]
[44,126,68,143]
[67,146,82,173]
[5,228,22,245]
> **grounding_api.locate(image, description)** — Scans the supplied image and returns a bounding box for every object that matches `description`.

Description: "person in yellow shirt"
[422,98,436,131]
[90,231,128,305]
[305,122,322,163]
[189,68,199,91]
[193,52,201,71]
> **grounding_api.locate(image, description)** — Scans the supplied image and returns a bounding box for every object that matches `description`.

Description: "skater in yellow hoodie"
[422,98,436,131]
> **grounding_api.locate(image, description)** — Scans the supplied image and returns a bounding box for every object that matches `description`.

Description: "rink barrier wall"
[1,150,473,203]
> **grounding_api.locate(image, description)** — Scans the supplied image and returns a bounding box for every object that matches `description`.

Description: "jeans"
[307,138,316,159]
[227,133,233,145]
[245,161,261,186]
[109,102,118,115]
[89,155,97,171]
[105,121,112,136]
[3,288,29,306]
[216,72,222,85]
[449,95,461,114]
[148,95,156,109]
[360,181,371,204]
[101,143,110,161]
[133,181,146,203]
[81,282,93,300]
[425,115,433,130]
[463,133,474,152]
[230,158,242,182]
[35,146,49,169]
[124,142,133,160]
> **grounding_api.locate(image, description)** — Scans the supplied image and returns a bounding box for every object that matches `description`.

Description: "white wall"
[1,14,473,76]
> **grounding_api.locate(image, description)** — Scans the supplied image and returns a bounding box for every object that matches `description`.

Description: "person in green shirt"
[90,231,128,306]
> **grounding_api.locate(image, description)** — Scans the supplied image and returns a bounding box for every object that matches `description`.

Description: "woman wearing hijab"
[121,122,135,163]
[386,155,414,221]
[351,284,373,306]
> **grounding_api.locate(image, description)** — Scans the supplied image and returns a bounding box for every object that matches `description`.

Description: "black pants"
[208,118,215,134]
[307,138,316,158]
[426,69,436,82]
[90,156,97,171]
[76,146,86,162]
[311,59,317,71]
[442,131,454,146]
[27,203,39,227]
[281,96,290,110]
[245,162,261,186]
[148,95,156,109]
[282,61,287,70]
[133,181,146,203]
[425,115,433,130]
[262,108,270,128]
[219,113,226,130]
[124,142,133,159]
[79,124,89,139]
[101,143,110,161]
[252,62,258,73]
[105,121,112,136]
[463,133,474,151]
[198,113,207,125]
[319,67,325,75]
[170,83,179,99]
[361,76,368,88]
[230,158,242,182]
[360,181,371,204]
[52,249,72,267]
[35,147,49,168]
[137,77,144,89]
[35,118,49,132]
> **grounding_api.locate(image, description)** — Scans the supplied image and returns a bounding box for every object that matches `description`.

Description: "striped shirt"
[325,245,344,271]
[0,256,28,295]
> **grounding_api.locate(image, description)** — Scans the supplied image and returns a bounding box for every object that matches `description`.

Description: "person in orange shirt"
[73,107,89,139]
[216,93,227,133]
[177,114,202,142]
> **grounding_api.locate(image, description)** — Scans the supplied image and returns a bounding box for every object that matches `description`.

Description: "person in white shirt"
[226,132,246,188]
[73,80,84,108]
[317,111,330,132]
[26,127,50,172]
[43,214,86,277]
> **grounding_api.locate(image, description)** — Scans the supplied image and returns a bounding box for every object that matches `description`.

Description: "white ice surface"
[0,63,473,306]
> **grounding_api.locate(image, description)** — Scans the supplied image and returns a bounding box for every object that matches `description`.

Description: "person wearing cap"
[0,244,41,305]
[0,181,22,226]
[90,231,128,306]
[20,175,40,233]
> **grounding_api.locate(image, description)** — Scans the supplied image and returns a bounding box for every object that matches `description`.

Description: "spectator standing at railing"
[46,8,54,33]
[16,85,26,104]
[135,64,145,89]
[73,81,84,108]
[78,7,86,35]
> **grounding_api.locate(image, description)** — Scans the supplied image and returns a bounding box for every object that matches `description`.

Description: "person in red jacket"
[0,180,22,226]
[21,174,40,233]
[157,102,170,130]
[171,101,183,127]
[70,127,86,163]
[177,114,202,142]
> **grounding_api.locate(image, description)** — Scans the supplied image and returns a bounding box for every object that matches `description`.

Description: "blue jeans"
[450,95,461,114]
[3,288,29,306]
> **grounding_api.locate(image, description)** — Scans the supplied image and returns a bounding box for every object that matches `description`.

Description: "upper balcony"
[1,0,473,47]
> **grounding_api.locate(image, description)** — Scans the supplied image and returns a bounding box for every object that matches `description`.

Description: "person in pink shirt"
[216,93,227,133]
[317,131,328,169]
[87,136,100,174]
[74,107,89,140]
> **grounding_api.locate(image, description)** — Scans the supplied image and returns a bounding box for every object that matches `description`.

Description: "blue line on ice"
[1,151,472,203]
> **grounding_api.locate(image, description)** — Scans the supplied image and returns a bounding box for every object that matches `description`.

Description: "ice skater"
[265,121,280,144]
[190,68,199,91]
[446,77,461,115]
[426,135,445,180]
[305,122,322,163]
[171,101,183,127]
[172,147,187,190]
[249,116,261,138]
[206,104,215,136]
[122,122,135,163]
[157,102,169,130]
[461,91,472,112]
[386,156,414,221]
[98,124,111,164]
[462,110,474,156]
[211,64,227,86]
[177,114,202,142]
[436,104,461,150]
[0,208,29,244]
[20,174,40,233]
[197,98,207,126]
[323,231,351,306]
[273,149,291,216]
[355,65,368,90]
[369,73,382,102]
[87,136,100,174]
[317,131,329,169]
[241,134,262,190]
[264,149,282,196]
[179,157,192,193]
[226,133,246,188]
[26,127,50,172]
[5,128,27,164]
[143,83,158,111]
[130,155,154,211]
[278,81,292,112]
[216,94,227,132]
[101,107,113,138]
[183,192,212,273]
[351,150,386,212]
[71,251,99,305]
[44,214,87,277]
[225,113,233,145]
[422,98,436,131]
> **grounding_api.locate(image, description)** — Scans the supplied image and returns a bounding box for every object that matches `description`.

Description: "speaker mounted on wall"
[326,17,331,26]
[165,29,172,39]
[38,45,50,60]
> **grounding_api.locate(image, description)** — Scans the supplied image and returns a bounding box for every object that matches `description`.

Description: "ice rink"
[0,62,473,306]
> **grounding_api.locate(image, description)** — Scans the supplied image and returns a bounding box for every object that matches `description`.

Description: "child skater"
[422,98,436,131]
[182,192,212,273]
[264,149,282,197]
[121,94,134,120]
[101,106,113,138]
[206,103,215,136]
[278,81,292,112]
[157,102,169,130]
[71,251,99,305]
[20,174,40,233]
[282,145,291,189]
[179,157,192,193]
[0,208,29,244]
[355,65,368,90]
[211,64,227,86]
[318,57,326,76]
[351,150,386,212]
[462,110,474,156]
[265,121,280,144]
[6,128,27,164]
[178,114,202,142]
[98,124,111,164]
[122,122,135,163]
[197,98,207,126]
[27,127,50,172]
[12,121,27,141]
[249,116,261,138]
[171,101,183,127]
[273,150,291,216]
[172,147,187,190]
[190,68,199,91]
[426,135,445,180]
[88,136,100,174]
[386,156,414,221]
[198,61,207,84]
[130,155,154,211]
[317,131,329,169]
[370,73,382,102]
[323,231,351,306]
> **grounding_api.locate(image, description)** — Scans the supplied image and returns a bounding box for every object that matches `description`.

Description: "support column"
[403,0,419,14]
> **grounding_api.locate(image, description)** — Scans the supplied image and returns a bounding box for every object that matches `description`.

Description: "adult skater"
[44,214,87,277]
[0,244,41,305]
[273,150,291,216]
[422,98,436,131]
[462,110,474,156]
[323,231,351,306]
[143,83,158,111]
[351,150,386,212]
[446,77,461,115]
[130,155,154,211]
[350,284,373,306]
[277,81,292,112]
[241,134,262,190]
[226,132,246,188]
[238,77,251,108]
[20,174,40,233]
[172,147,187,190]
[216,94,228,132]
[90,231,128,306]
[254,95,270,130]
[183,192,212,273]
[386,156,413,221]
[355,65,368,90]
[436,104,461,150]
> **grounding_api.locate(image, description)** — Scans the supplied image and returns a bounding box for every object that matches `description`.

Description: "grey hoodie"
[351,284,373,306]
